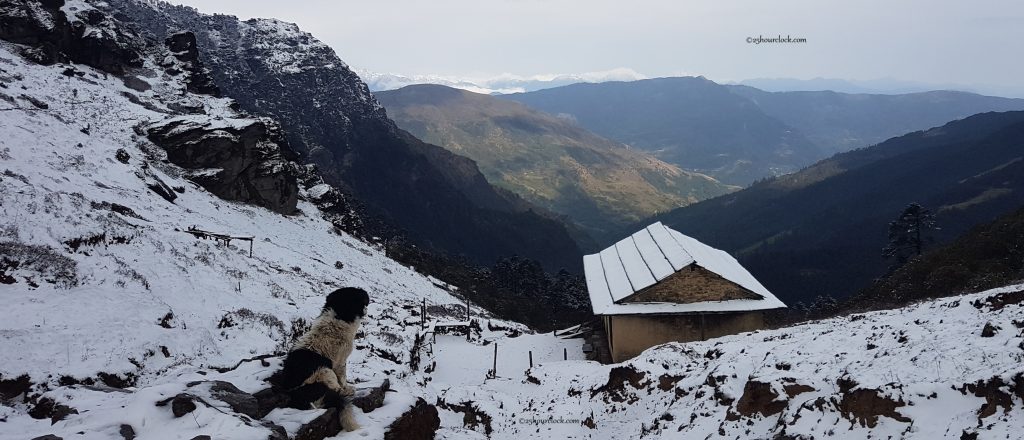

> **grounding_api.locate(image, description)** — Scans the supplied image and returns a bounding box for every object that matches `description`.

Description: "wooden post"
[700,314,706,341]
[249,240,253,258]
[563,347,567,361]
[465,297,470,322]
[529,350,533,369]
[492,343,498,377]
[422,299,427,328]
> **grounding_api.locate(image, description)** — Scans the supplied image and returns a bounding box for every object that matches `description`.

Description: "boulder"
[294,408,342,440]
[351,379,390,413]
[146,117,299,214]
[384,398,440,440]
[187,380,260,419]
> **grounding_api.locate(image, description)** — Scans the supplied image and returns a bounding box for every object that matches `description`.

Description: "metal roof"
[584,222,787,315]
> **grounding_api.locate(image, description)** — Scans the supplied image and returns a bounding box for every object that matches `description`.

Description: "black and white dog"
[271,287,370,432]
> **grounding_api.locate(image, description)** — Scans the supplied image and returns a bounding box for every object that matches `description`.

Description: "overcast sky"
[168,0,1022,90]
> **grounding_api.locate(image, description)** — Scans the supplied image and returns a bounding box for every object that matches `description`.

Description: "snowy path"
[432,333,585,386]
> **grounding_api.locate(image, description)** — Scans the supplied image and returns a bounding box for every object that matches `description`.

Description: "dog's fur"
[271,287,370,432]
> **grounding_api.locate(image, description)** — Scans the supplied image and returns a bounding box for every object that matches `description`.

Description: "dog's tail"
[340,401,360,432]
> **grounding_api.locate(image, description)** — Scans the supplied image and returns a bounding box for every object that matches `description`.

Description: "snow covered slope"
[0,14,517,438]
[446,284,1024,439]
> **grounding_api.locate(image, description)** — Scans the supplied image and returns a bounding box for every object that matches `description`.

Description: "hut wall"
[606,312,763,362]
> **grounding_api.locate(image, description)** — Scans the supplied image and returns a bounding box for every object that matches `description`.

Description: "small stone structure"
[584,222,786,362]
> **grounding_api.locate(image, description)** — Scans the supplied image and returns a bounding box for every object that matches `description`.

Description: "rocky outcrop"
[0,0,143,73]
[146,117,299,214]
[162,32,219,96]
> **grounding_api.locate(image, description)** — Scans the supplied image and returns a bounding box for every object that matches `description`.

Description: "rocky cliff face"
[0,0,143,72]
[146,116,300,214]
[102,0,583,271]
[0,0,300,216]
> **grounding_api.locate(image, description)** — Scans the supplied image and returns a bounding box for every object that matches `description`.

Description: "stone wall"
[623,265,761,304]
[606,312,763,362]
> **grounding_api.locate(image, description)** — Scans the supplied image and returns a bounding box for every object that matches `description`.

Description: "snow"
[242,18,345,75]
[0,37,516,438]
[432,333,585,387]
[585,222,786,314]
[2,4,1022,438]
[613,236,656,293]
[433,284,1024,439]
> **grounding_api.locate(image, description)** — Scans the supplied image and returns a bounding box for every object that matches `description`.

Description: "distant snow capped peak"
[355,67,650,94]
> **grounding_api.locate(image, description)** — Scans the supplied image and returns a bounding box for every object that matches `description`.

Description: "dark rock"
[957,374,1023,420]
[30,435,63,440]
[351,379,389,413]
[253,387,290,419]
[657,374,683,392]
[121,76,151,92]
[118,424,136,440]
[294,408,341,440]
[735,380,787,417]
[0,374,32,400]
[28,397,79,424]
[146,117,299,214]
[192,380,259,419]
[834,387,910,428]
[263,421,288,440]
[166,101,206,114]
[0,0,144,74]
[437,399,491,436]
[115,148,131,164]
[142,170,177,203]
[97,372,136,389]
[189,436,211,440]
[783,383,815,398]
[384,398,440,440]
[170,393,197,417]
[19,94,48,109]
[590,366,649,403]
[164,32,219,96]
[981,322,999,337]
[972,290,1024,311]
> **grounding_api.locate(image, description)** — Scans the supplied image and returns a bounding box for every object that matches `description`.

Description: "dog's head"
[324,287,370,323]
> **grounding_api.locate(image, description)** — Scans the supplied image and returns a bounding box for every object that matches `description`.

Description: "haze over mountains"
[357,67,650,94]
[737,77,1024,99]
[505,77,1024,185]
[376,84,735,242]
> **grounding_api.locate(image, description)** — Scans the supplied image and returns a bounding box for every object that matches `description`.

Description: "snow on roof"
[584,222,786,315]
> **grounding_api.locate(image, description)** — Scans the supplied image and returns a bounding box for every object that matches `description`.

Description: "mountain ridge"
[104,0,584,271]
[503,76,824,185]
[651,111,1024,304]
[376,83,735,242]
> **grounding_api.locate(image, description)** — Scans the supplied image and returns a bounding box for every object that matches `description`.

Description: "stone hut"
[584,222,786,362]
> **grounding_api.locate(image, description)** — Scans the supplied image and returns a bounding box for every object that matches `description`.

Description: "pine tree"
[882,203,937,269]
